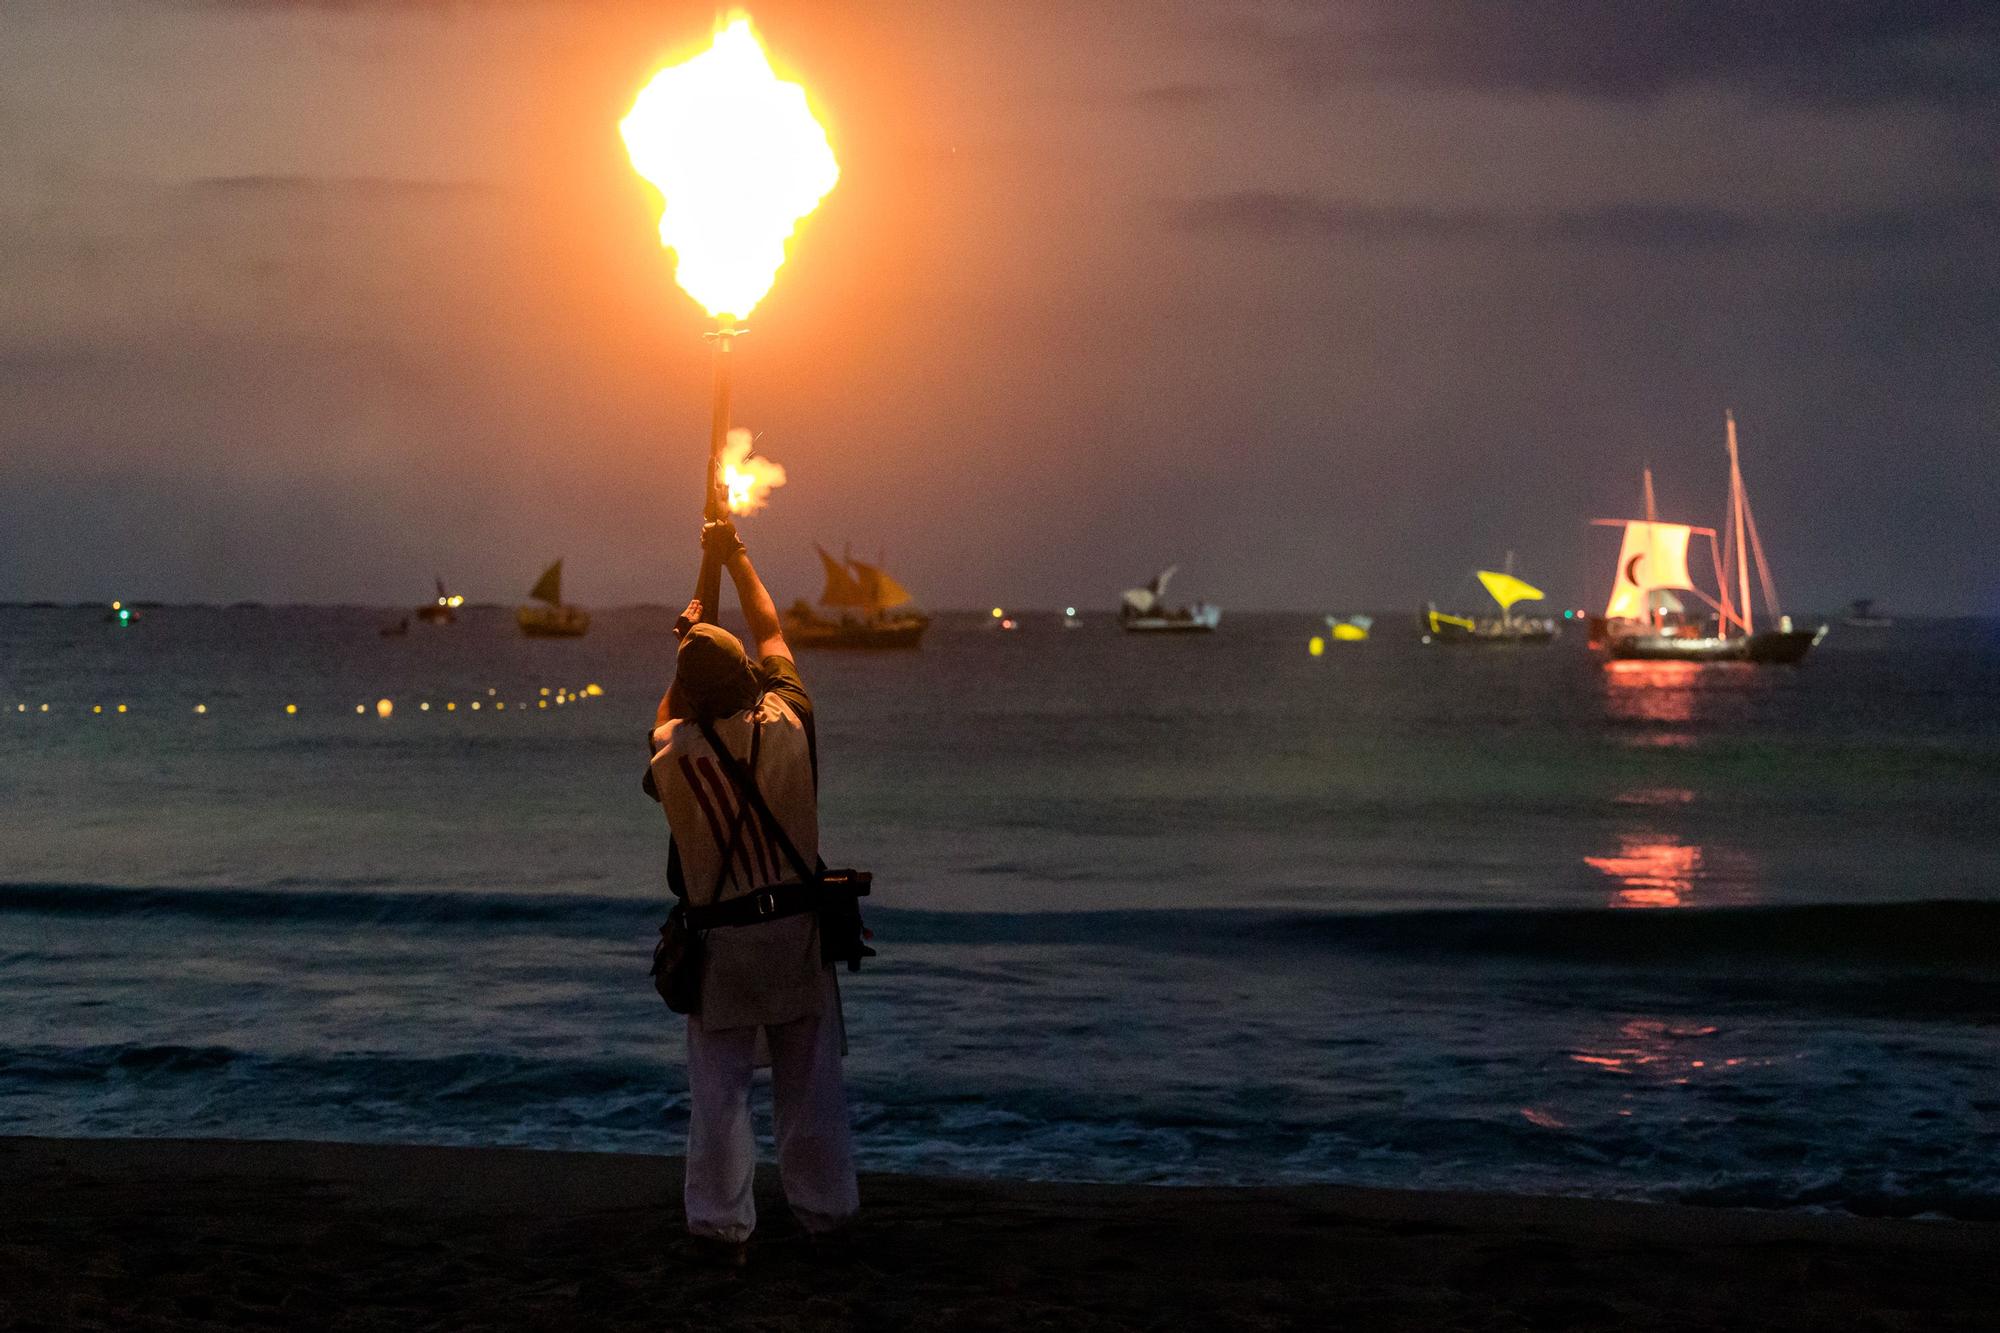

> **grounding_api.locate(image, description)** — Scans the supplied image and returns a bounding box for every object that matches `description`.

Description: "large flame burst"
[620,14,840,321]
[720,427,786,514]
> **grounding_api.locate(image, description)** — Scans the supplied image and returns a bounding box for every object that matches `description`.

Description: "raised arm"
[703,520,790,663]
[654,597,703,728]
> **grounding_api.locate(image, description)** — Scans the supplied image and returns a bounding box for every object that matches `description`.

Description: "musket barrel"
[695,326,737,623]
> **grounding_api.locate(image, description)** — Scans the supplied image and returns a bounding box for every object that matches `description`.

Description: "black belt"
[684,880,820,931]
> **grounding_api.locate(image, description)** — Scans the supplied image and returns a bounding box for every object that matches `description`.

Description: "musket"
[693,324,741,623]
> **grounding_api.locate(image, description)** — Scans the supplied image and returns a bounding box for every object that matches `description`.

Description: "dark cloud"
[1175,193,1493,242]
[1249,0,2000,105]
[187,175,496,197]
[1172,190,2000,252]
[1127,82,1230,109]
[1819,195,2000,245]
[180,1,462,10]
[1541,204,1764,249]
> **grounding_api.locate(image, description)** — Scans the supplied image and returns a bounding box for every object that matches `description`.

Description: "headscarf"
[675,623,760,720]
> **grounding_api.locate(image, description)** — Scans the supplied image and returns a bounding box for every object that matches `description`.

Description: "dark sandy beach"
[2,1137,1994,1331]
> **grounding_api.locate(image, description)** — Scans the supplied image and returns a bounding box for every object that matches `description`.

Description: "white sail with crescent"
[1587,414,1825,663]
[1604,521,1695,621]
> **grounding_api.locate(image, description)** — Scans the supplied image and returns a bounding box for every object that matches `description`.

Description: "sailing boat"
[415,577,463,625]
[516,559,590,638]
[1119,566,1220,633]
[783,546,931,649]
[1421,556,1559,645]
[1588,412,1826,664]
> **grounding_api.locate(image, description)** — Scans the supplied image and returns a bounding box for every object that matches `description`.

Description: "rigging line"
[1716,478,1738,628]
[1704,530,1748,635]
[1743,500,1783,620]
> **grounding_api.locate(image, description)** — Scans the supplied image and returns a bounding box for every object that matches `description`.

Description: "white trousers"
[683,970,858,1241]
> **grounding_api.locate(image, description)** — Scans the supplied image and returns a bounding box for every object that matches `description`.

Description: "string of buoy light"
[11,684,606,718]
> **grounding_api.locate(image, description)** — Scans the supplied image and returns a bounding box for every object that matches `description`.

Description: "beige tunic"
[651,682,825,1032]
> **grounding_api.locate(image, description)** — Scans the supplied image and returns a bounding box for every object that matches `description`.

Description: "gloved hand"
[701,519,745,564]
[672,598,702,639]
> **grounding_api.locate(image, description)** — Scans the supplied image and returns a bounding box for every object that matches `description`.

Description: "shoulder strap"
[697,714,818,887]
[702,717,761,904]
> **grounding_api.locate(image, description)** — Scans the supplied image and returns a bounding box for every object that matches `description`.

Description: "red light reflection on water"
[1600,660,1704,747]
[1585,834,1702,908]
[1567,1018,1721,1078]
[1612,787,1694,807]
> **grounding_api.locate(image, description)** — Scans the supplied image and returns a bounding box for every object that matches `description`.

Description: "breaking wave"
[4,883,1996,971]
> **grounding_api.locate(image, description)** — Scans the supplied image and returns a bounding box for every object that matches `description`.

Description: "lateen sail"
[847,558,911,613]
[1122,565,1176,616]
[527,560,563,607]
[1476,571,1544,614]
[1604,521,1694,620]
[816,545,870,608]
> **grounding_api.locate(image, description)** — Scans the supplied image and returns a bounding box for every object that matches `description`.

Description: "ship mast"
[1726,410,1752,636]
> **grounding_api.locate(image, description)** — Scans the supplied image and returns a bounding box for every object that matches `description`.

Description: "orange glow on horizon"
[620,14,840,320]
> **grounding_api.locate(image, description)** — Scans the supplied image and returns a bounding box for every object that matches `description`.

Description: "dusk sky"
[3,1,1995,613]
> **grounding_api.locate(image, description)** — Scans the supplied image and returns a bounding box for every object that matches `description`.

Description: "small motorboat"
[1843,598,1893,629]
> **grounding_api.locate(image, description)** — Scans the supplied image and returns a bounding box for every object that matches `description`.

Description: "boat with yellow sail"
[1421,560,1559,644]
[783,546,931,649]
[516,559,590,638]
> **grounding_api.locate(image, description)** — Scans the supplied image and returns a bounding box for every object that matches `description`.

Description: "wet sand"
[2,1136,1993,1331]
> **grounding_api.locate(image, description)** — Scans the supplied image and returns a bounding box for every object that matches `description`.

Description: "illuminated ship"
[1421,560,1558,645]
[1119,566,1220,633]
[1587,413,1826,664]
[516,559,591,638]
[783,546,930,649]
[415,578,463,625]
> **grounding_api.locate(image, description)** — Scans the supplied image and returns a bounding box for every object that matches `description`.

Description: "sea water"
[3,606,1997,1217]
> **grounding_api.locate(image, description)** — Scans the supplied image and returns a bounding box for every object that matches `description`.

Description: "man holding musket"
[646,519,859,1266]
